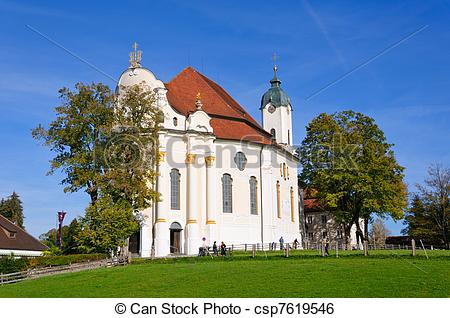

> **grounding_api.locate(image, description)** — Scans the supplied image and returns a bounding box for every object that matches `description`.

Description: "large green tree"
[32,83,114,203]
[299,111,407,245]
[32,82,162,210]
[0,192,25,228]
[33,82,162,253]
[403,164,449,248]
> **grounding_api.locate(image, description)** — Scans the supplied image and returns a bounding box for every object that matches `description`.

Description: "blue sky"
[0,0,449,237]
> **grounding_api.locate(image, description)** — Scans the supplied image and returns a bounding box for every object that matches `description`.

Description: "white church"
[119,45,301,257]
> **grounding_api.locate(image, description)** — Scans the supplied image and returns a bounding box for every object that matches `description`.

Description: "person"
[220,241,227,256]
[212,241,218,256]
[323,237,330,256]
[279,236,284,250]
[293,238,299,249]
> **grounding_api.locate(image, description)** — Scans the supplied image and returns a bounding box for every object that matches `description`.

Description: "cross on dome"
[129,42,142,68]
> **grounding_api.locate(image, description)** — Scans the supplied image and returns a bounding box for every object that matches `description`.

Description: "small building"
[0,214,47,257]
[299,190,361,248]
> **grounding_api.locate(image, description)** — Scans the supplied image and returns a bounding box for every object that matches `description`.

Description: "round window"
[234,152,247,171]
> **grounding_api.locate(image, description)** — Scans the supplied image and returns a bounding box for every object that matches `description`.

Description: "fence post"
[321,243,325,257]
[285,244,290,258]
[335,242,339,258]
[252,244,256,258]
[231,244,234,253]
[1,273,3,285]
[363,240,369,256]
[411,239,416,257]
[245,244,247,252]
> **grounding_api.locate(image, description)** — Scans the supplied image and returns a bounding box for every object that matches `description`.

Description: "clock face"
[268,105,276,113]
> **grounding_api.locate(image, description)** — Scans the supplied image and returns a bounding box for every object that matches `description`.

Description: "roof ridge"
[192,69,263,128]
[186,68,247,118]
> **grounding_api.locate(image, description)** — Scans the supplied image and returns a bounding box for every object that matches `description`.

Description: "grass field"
[0,250,449,297]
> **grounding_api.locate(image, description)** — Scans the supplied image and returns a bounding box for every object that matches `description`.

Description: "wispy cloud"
[303,0,348,69]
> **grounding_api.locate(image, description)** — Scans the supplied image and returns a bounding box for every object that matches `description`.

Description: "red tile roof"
[304,198,321,211]
[165,67,272,144]
[0,214,47,252]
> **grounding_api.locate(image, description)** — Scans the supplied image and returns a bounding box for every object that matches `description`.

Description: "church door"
[170,222,182,254]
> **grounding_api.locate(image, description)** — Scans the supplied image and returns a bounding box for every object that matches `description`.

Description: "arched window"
[170,169,180,210]
[288,130,290,145]
[290,187,295,222]
[276,181,281,218]
[173,117,178,127]
[270,128,276,140]
[249,177,258,215]
[222,174,233,213]
[234,152,247,171]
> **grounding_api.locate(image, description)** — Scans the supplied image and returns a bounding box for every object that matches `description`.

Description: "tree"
[0,192,25,228]
[299,111,408,247]
[369,218,390,246]
[403,164,450,248]
[32,83,162,211]
[39,218,81,254]
[76,195,140,254]
[32,83,115,203]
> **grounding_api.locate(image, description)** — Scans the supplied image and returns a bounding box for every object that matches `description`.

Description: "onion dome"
[260,65,291,110]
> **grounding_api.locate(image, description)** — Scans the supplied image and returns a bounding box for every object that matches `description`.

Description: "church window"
[249,177,258,215]
[337,230,343,239]
[270,128,276,140]
[322,231,328,239]
[307,216,313,224]
[173,117,178,127]
[234,152,247,171]
[308,232,314,241]
[222,174,233,213]
[288,130,290,145]
[170,169,180,210]
[321,215,327,224]
[276,181,281,218]
[290,187,295,222]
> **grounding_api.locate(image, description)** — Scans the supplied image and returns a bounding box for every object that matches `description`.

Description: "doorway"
[170,222,182,254]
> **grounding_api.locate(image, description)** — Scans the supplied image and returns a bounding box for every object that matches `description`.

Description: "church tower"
[260,62,293,146]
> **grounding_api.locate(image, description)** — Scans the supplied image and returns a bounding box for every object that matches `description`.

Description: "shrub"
[28,253,106,268]
[0,255,29,274]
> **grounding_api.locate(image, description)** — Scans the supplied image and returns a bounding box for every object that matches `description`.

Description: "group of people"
[270,237,300,250]
[198,238,228,257]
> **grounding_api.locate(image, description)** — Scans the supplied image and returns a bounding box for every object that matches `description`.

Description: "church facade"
[118,46,301,257]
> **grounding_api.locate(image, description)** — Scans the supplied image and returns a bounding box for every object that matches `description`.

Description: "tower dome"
[116,43,165,93]
[260,66,291,110]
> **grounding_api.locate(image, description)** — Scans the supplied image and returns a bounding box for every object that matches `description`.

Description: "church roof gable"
[165,67,272,144]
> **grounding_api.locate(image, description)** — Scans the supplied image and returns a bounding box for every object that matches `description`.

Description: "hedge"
[0,253,107,274]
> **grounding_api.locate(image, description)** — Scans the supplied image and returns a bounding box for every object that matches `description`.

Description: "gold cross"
[272,51,278,76]
[129,42,142,68]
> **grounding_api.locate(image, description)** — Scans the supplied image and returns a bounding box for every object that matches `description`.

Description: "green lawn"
[1,250,449,297]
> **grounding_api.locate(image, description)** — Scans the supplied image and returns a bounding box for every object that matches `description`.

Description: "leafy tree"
[32,83,162,211]
[39,218,81,254]
[32,83,115,203]
[102,84,162,210]
[403,164,449,248]
[0,192,25,228]
[299,111,407,246]
[369,218,390,246]
[76,195,140,254]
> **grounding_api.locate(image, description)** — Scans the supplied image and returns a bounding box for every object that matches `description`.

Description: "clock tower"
[260,63,293,146]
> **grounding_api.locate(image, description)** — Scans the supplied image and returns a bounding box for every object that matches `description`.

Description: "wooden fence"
[0,257,128,285]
